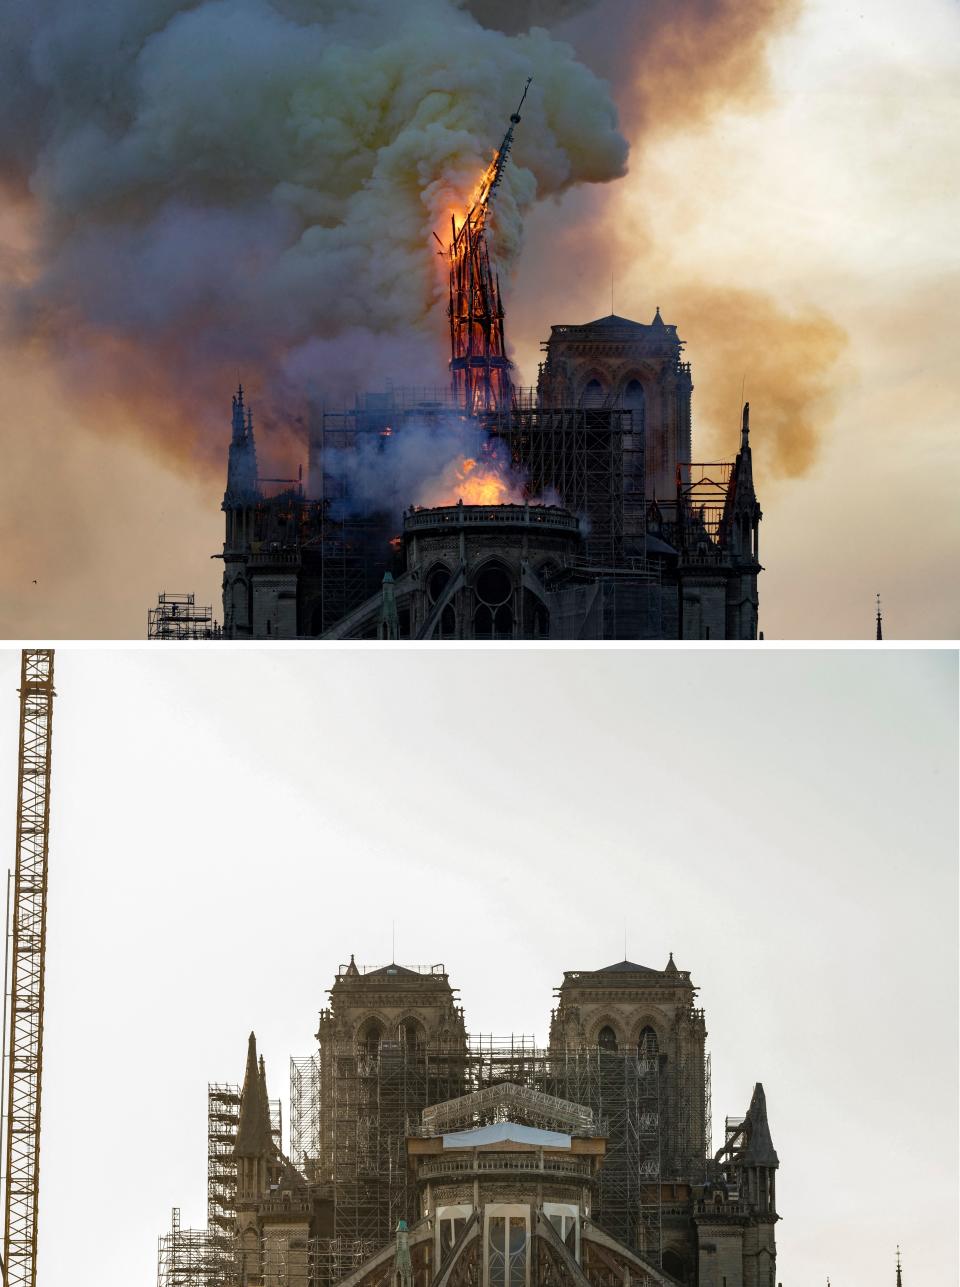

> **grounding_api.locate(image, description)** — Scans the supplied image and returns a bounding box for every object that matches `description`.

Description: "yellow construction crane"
[1,651,55,1287]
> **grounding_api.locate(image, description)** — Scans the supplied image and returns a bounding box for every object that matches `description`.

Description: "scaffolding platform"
[148,593,220,640]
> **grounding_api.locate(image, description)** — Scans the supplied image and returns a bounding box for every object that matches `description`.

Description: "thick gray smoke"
[0,0,627,463]
[324,417,527,519]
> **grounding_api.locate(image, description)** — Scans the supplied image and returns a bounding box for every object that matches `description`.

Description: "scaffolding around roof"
[289,1036,666,1280]
[420,1081,597,1137]
[486,406,645,566]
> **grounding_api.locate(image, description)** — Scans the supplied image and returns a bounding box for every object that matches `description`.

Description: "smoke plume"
[0,0,627,470]
[0,0,826,482]
[672,285,848,477]
[324,417,530,518]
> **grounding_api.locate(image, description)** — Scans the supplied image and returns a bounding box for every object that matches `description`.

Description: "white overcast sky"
[0,647,954,1285]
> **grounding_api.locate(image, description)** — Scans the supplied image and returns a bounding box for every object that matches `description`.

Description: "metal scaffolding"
[670,462,735,558]
[487,407,644,566]
[2,649,55,1287]
[157,1209,219,1287]
[289,1036,670,1282]
[148,593,220,640]
[207,1084,241,1278]
[290,1055,322,1182]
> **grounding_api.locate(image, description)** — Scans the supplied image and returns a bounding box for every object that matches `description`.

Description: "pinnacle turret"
[741,1082,779,1166]
[234,1032,273,1158]
[225,383,260,504]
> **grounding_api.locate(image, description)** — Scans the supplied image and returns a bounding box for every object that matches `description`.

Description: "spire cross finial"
[485,77,533,206]
[511,76,533,124]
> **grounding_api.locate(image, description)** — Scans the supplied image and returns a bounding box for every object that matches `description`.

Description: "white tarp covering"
[442,1122,572,1149]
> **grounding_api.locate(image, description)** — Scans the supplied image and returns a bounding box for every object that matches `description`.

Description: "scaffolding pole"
[2,650,55,1287]
[157,1208,219,1287]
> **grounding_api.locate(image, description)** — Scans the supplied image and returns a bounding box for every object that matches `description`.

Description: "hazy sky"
[0,0,957,639]
[0,647,954,1284]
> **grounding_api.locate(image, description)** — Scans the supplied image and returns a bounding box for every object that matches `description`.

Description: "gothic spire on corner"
[225,381,260,504]
[234,1031,273,1159]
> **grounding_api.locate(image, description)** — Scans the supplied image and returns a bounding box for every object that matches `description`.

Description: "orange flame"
[417,447,528,509]
[453,457,519,505]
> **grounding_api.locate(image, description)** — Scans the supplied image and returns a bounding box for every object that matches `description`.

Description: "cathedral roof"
[442,1121,572,1150]
[583,313,647,329]
[560,956,694,989]
[645,533,679,557]
[364,962,423,979]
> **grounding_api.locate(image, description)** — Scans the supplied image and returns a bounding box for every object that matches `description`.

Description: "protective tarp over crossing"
[442,1122,572,1149]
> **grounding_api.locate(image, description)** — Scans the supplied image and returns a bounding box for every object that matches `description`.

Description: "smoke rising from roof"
[324,418,528,520]
[673,285,848,477]
[0,0,833,484]
[0,0,626,466]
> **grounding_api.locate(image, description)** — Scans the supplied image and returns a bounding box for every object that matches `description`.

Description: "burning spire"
[876,592,883,640]
[447,80,531,417]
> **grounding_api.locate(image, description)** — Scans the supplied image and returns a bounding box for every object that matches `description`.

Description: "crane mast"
[2,651,55,1287]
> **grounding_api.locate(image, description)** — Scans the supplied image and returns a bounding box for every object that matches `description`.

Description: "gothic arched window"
[639,1025,659,1057]
[473,561,513,639]
[357,1020,383,1057]
[623,379,645,430]
[581,379,604,408]
[399,1018,425,1050]
[597,1025,618,1052]
[662,1249,690,1285]
[427,563,451,605]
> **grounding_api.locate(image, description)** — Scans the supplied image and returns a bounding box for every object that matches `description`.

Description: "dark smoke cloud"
[0,0,628,467]
[0,0,816,478]
[462,1,597,34]
[548,0,804,134]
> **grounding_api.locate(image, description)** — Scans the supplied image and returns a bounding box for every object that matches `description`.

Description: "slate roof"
[364,963,423,979]
[584,313,647,329]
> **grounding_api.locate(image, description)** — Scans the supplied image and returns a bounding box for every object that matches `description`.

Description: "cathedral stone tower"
[314,959,468,1243]
[550,956,708,1179]
[537,310,693,501]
